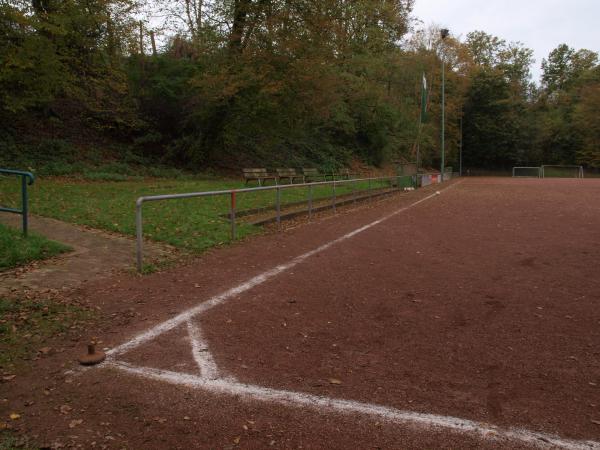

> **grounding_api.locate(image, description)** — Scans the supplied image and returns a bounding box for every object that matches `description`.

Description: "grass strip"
[0,223,71,271]
[0,177,402,253]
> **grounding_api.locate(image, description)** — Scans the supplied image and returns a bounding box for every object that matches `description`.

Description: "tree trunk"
[228,0,250,54]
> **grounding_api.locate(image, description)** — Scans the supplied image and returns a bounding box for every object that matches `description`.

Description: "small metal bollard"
[78,343,106,366]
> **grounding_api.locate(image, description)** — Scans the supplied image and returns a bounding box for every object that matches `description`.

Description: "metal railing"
[0,168,35,236]
[134,175,420,272]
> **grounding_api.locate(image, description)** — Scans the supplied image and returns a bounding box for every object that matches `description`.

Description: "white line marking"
[107,185,456,358]
[186,320,221,380]
[108,361,599,450]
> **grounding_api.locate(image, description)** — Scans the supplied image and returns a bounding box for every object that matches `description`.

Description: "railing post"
[276,187,281,228]
[308,184,313,220]
[230,191,237,240]
[332,180,337,213]
[136,200,143,273]
[21,175,28,237]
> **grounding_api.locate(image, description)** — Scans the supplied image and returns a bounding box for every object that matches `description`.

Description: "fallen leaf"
[592,420,600,426]
[1,375,16,382]
[69,419,83,428]
[60,405,72,414]
[233,436,240,444]
[39,347,52,354]
[9,413,20,420]
[328,378,342,385]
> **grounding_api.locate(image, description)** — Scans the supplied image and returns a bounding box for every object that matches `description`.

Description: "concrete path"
[0,214,175,295]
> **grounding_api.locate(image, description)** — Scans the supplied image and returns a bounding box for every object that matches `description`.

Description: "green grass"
[0,432,36,450]
[0,223,71,271]
[0,296,93,368]
[0,176,401,254]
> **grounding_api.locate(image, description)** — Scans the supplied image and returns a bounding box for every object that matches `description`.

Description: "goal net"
[541,165,584,178]
[512,167,541,178]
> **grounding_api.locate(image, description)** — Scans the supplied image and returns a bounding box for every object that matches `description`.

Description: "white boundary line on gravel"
[107,361,599,450]
[106,186,452,358]
[186,320,221,380]
[101,180,600,449]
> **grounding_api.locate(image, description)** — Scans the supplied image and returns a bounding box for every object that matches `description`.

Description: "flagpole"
[416,73,427,174]
[440,29,449,182]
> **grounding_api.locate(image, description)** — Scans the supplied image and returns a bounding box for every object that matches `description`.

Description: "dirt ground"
[1,178,599,449]
[0,214,174,296]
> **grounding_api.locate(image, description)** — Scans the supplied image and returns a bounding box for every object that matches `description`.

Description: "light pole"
[440,28,449,181]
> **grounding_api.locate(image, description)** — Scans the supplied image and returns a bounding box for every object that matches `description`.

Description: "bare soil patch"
[0,214,175,296]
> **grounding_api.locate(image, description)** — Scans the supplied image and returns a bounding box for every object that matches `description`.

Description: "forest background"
[1,0,599,174]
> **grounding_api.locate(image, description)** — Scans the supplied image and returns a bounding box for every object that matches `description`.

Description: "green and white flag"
[420,73,428,123]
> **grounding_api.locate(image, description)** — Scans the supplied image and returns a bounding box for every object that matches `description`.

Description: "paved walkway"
[0,214,175,295]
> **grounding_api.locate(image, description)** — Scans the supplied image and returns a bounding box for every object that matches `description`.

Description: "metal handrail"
[134,175,419,272]
[0,168,35,236]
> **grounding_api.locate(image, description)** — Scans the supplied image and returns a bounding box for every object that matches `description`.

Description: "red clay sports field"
[9,177,600,449]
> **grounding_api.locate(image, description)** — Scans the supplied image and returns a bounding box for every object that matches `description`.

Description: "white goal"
[541,165,584,178]
[512,167,541,178]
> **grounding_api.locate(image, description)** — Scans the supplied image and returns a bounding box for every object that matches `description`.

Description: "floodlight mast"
[440,28,449,181]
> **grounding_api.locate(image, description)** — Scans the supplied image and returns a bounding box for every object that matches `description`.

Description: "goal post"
[512,167,541,178]
[541,165,584,178]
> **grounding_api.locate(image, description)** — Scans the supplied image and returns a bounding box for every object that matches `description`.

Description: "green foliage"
[463,68,527,168]
[534,47,600,166]
[542,44,598,94]
[462,36,599,170]
[0,223,71,271]
[1,0,598,173]
[122,0,423,169]
[0,431,37,450]
[574,73,600,167]
[0,4,66,114]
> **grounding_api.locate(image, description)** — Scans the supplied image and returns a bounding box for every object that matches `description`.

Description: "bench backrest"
[302,168,320,176]
[276,168,298,177]
[243,168,270,178]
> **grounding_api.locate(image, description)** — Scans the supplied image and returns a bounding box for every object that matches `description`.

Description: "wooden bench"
[332,168,359,180]
[243,168,278,186]
[302,168,326,183]
[276,168,304,184]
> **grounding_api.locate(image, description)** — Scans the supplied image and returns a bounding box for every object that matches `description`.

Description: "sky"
[411,0,600,81]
